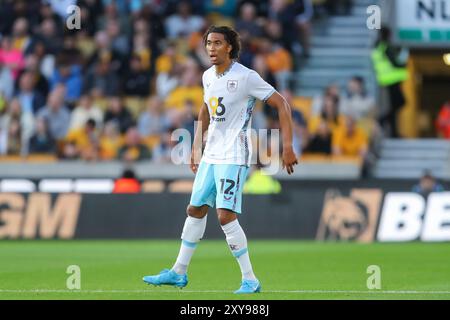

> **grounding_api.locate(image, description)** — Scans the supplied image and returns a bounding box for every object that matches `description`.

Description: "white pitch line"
[1,289,450,295]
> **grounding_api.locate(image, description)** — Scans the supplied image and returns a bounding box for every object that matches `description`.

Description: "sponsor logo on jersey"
[209,96,226,122]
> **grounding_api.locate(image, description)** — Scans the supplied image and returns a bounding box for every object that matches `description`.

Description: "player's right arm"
[190,103,210,173]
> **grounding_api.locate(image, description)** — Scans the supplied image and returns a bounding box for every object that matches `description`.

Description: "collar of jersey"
[215,60,235,79]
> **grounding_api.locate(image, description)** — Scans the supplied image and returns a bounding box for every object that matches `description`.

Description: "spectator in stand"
[123,54,151,97]
[412,170,445,198]
[341,76,380,142]
[69,94,103,131]
[105,18,129,57]
[138,4,166,42]
[309,94,345,134]
[132,32,152,72]
[0,98,35,155]
[36,85,71,140]
[312,83,341,116]
[51,63,83,103]
[155,40,184,75]
[0,94,7,118]
[436,101,450,139]
[74,28,97,65]
[267,0,298,52]
[332,116,368,158]
[63,118,100,161]
[258,36,292,92]
[11,17,33,54]
[304,118,332,155]
[294,0,314,58]
[38,2,64,34]
[84,56,121,98]
[341,76,375,120]
[29,117,56,154]
[113,168,141,193]
[99,121,123,160]
[165,1,205,40]
[0,63,14,101]
[117,126,151,162]
[235,2,264,39]
[0,0,14,35]
[132,17,161,73]
[76,1,103,38]
[95,1,129,35]
[1,117,21,155]
[0,36,25,80]
[165,58,203,115]
[34,17,62,55]
[155,42,184,99]
[137,96,169,137]
[103,95,134,134]
[14,70,46,115]
[86,30,125,75]
[31,41,55,82]
[21,53,50,98]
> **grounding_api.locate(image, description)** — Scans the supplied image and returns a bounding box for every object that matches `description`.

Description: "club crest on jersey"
[227,80,238,92]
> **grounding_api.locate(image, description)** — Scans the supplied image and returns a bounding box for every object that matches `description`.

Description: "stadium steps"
[293,0,379,98]
[373,139,450,179]
[302,56,371,69]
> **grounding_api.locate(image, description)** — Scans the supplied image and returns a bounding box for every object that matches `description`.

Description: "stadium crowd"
[0,0,384,166]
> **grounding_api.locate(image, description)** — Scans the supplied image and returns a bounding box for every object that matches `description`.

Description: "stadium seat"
[0,154,57,162]
[168,179,194,193]
[141,180,166,193]
[301,153,362,165]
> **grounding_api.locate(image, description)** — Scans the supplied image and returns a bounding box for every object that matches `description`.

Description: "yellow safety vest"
[371,42,408,86]
[243,170,282,195]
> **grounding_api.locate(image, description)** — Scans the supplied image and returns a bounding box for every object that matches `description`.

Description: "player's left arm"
[266,92,298,174]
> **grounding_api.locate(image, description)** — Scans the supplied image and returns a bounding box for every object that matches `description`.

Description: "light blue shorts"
[189,161,249,214]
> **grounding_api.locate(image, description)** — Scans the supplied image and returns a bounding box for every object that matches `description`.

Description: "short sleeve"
[247,70,276,102]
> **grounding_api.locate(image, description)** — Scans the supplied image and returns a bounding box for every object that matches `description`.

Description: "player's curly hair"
[203,25,241,60]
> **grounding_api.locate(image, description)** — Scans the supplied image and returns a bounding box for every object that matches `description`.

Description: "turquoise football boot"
[234,279,261,294]
[143,269,188,288]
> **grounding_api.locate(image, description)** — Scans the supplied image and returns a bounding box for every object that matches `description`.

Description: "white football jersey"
[201,62,276,166]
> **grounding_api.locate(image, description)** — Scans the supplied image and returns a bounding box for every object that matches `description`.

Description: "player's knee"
[217,209,237,225]
[186,205,207,219]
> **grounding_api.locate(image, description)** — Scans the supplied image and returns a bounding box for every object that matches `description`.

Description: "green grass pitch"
[1,240,449,300]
